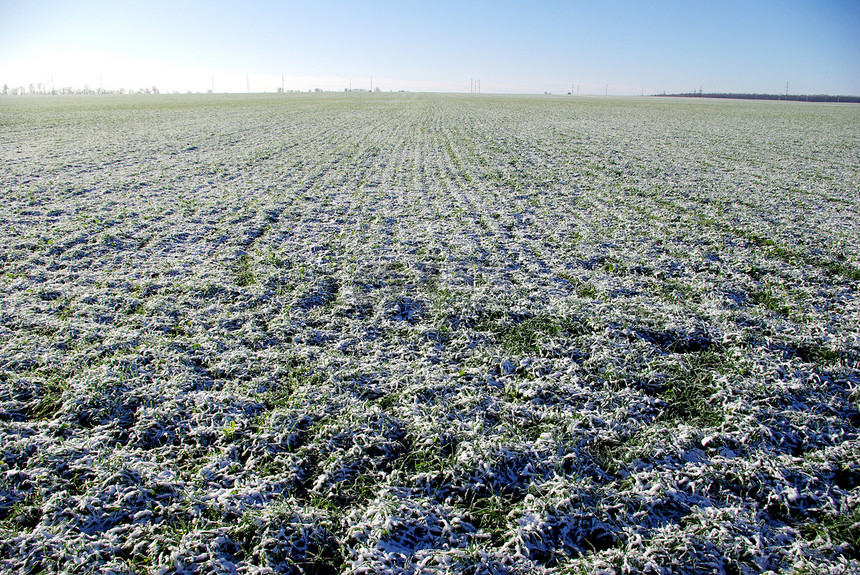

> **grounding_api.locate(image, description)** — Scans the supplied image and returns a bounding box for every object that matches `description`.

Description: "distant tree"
[2,84,7,95]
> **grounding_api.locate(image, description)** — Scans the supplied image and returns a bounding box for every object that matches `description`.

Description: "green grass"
[558,272,599,298]
[233,254,256,287]
[661,350,726,427]
[260,358,326,410]
[820,260,860,282]
[30,378,66,421]
[749,286,791,316]
[799,509,860,557]
[463,494,514,544]
[0,493,43,532]
[499,315,585,357]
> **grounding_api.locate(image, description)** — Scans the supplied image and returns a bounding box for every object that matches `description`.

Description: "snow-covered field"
[1,93,859,574]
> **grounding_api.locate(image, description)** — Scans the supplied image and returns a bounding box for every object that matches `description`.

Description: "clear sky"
[1,0,858,95]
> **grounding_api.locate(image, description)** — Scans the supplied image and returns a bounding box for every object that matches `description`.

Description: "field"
[1,93,859,574]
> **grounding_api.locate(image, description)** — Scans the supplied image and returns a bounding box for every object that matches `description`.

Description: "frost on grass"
[1,93,859,573]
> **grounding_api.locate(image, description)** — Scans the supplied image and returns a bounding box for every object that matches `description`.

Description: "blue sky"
[1,0,858,94]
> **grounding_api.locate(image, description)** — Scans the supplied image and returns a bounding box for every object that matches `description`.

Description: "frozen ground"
[1,93,859,573]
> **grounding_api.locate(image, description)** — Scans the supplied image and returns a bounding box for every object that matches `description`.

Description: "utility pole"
[211,76,215,93]
[605,84,608,96]
[246,75,249,94]
[785,81,789,98]
[370,76,373,92]
[281,75,284,92]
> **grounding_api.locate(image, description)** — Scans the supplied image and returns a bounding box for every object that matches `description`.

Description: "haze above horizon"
[1,0,858,96]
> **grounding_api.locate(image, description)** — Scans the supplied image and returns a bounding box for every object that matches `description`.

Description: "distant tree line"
[657,92,860,103]
[1,84,162,96]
